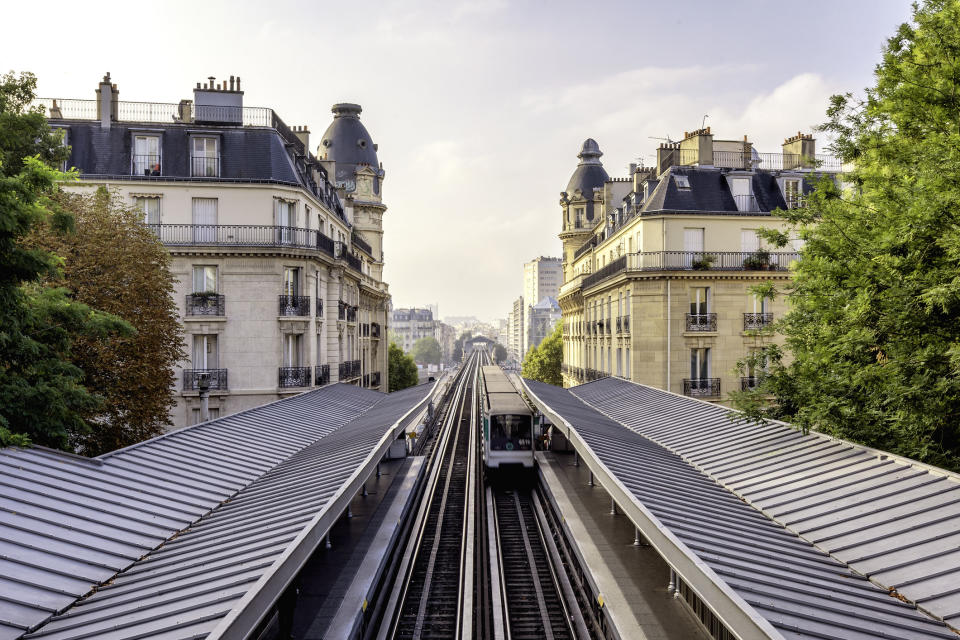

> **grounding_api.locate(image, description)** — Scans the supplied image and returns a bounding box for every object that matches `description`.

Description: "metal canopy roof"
[570,377,960,633]
[522,378,956,640]
[1,382,434,640]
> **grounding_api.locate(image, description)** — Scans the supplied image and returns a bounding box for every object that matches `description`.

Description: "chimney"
[95,72,118,129]
[782,132,816,169]
[194,74,244,125]
[292,125,310,151]
[678,126,713,167]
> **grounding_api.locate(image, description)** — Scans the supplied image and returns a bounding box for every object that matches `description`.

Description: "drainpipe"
[666,279,671,393]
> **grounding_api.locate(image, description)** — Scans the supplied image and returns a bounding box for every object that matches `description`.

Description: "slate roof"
[319,103,381,193]
[522,378,958,640]
[0,383,434,640]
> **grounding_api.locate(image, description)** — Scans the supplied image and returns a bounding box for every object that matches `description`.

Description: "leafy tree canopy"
[0,71,130,448]
[521,322,562,386]
[389,341,419,391]
[32,188,185,454]
[410,336,442,365]
[492,342,507,364]
[733,0,960,470]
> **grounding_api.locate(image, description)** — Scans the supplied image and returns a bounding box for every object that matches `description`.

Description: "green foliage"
[410,336,442,365]
[389,342,419,391]
[0,71,130,449]
[521,322,562,386]
[33,188,185,454]
[492,342,508,363]
[733,0,960,470]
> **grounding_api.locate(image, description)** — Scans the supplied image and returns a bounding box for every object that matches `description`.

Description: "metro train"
[479,364,536,469]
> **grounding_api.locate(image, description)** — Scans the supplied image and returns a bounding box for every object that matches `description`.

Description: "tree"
[32,188,184,454]
[389,342,419,391]
[733,0,960,470]
[521,322,562,386]
[492,342,507,364]
[452,331,473,362]
[0,71,130,448]
[410,336,442,365]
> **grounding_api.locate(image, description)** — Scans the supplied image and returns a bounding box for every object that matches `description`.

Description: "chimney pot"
[236,77,241,91]
[196,82,201,89]
[230,75,235,91]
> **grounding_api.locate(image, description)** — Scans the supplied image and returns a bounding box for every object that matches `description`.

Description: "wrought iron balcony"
[316,298,323,317]
[741,376,759,391]
[279,366,311,388]
[684,378,721,398]
[363,373,370,387]
[370,371,381,388]
[352,232,372,255]
[278,295,311,316]
[151,224,338,258]
[371,322,381,339]
[338,301,357,322]
[584,368,609,382]
[185,293,225,316]
[343,251,363,273]
[315,364,330,386]
[339,359,361,379]
[191,156,220,178]
[743,312,774,330]
[133,155,161,176]
[686,313,717,332]
[183,368,228,391]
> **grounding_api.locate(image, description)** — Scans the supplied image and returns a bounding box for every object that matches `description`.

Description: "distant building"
[521,256,562,358]
[43,74,390,428]
[507,296,525,361]
[557,130,840,402]
[391,307,436,353]
[434,321,457,363]
[527,296,562,351]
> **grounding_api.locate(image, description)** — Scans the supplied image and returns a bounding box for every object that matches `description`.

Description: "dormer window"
[784,179,803,209]
[192,137,219,177]
[673,174,691,190]
[575,207,585,228]
[730,177,756,212]
[133,135,160,176]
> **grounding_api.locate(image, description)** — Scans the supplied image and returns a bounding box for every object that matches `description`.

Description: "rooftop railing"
[658,147,842,173]
[36,98,274,127]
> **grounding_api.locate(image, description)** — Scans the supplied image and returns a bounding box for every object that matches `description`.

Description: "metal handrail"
[186,293,225,316]
[686,313,717,332]
[279,366,311,388]
[183,368,228,390]
[683,378,721,397]
[743,312,774,330]
[278,295,311,316]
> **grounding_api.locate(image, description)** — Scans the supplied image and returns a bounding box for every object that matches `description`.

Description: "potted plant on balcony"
[692,254,716,270]
[743,248,771,270]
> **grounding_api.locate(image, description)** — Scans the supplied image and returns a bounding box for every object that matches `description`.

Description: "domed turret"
[319,103,380,191]
[565,138,609,198]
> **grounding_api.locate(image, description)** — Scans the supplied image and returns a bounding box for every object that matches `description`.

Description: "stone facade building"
[44,74,390,427]
[522,256,562,354]
[390,307,436,353]
[558,129,840,402]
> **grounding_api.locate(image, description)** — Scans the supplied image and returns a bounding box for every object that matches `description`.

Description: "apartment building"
[522,256,562,353]
[558,129,840,402]
[390,307,436,353]
[43,74,390,427]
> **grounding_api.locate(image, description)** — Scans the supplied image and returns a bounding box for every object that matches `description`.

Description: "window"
[283,267,300,297]
[741,229,760,254]
[134,196,160,225]
[730,177,754,211]
[192,266,217,294]
[191,137,219,177]
[673,174,691,189]
[690,287,709,315]
[134,135,160,176]
[575,207,584,228]
[192,334,218,369]
[784,179,802,209]
[192,198,218,243]
[275,199,296,244]
[684,227,705,268]
[690,347,710,380]
[751,293,768,314]
[284,334,301,367]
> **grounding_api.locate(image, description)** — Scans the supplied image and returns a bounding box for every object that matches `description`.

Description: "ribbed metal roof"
[570,377,960,632]
[522,378,955,640]
[0,383,405,640]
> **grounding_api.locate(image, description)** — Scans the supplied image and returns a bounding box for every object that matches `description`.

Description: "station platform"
[537,451,710,640]
[290,455,426,640]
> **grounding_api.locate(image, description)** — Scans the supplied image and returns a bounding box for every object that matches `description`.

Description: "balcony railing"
[186,293,225,316]
[183,368,228,391]
[279,295,311,316]
[343,251,363,273]
[657,147,842,173]
[584,368,609,382]
[741,376,759,391]
[191,156,220,177]
[315,364,330,386]
[370,371,381,388]
[150,224,337,257]
[279,367,311,388]
[316,298,323,317]
[684,378,721,398]
[339,359,361,379]
[363,373,370,387]
[580,251,799,290]
[133,155,161,176]
[352,232,372,256]
[371,322,381,339]
[743,312,774,331]
[686,313,717,332]
[733,194,760,212]
[574,236,598,259]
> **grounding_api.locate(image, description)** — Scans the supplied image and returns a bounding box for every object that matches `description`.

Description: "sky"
[2,0,914,322]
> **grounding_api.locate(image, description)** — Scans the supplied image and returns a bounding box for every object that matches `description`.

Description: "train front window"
[490,414,533,451]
